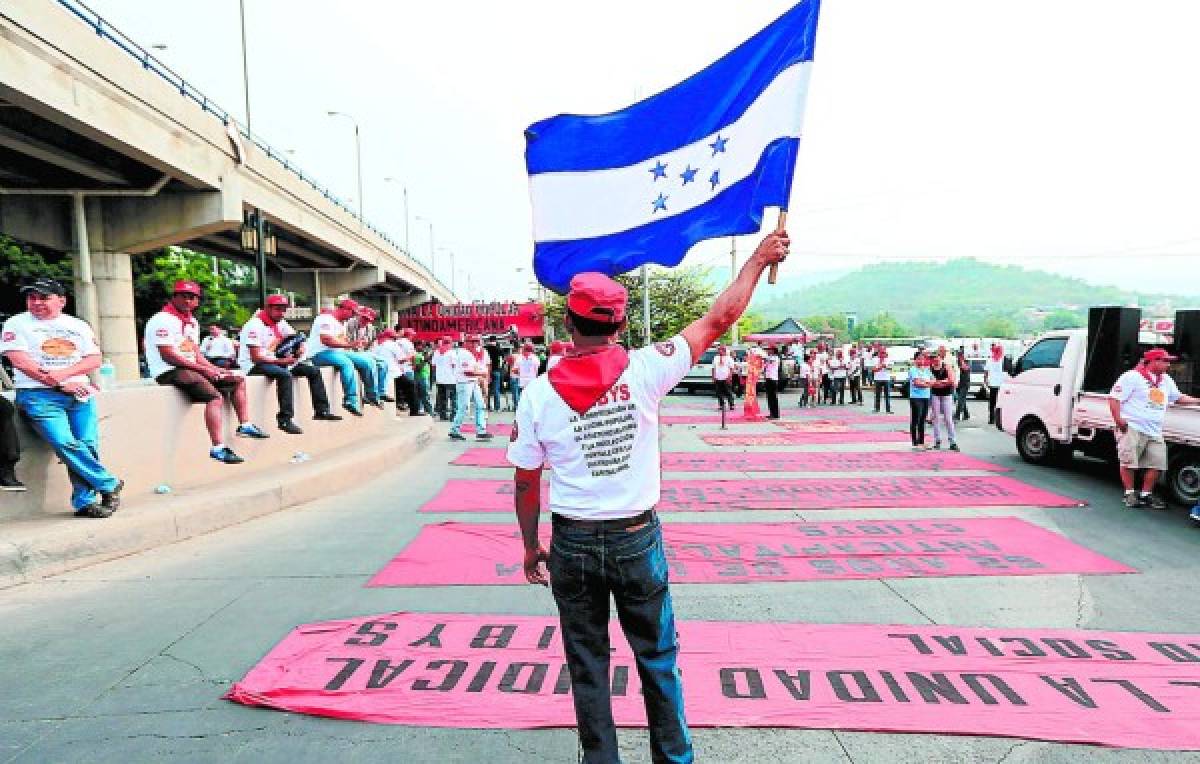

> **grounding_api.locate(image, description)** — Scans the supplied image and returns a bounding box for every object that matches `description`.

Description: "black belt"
[552,510,654,531]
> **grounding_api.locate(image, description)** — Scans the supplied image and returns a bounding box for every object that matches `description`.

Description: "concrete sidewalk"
[0,418,433,589]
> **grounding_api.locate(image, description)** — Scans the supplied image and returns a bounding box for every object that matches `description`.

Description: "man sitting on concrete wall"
[238,294,343,434]
[144,280,269,465]
[0,393,23,491]
[305,298,383,417]
[1,278,123,516]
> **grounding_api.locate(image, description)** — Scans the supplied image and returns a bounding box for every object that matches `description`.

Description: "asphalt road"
[3,390,1199,763]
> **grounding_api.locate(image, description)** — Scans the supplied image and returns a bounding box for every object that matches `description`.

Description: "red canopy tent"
[745,317,809,345]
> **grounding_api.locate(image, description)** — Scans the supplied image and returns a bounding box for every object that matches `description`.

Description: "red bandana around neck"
[162,302,197,330]
[548,344,630,415]
[1137,363,1163,388]
[256,309,284,341]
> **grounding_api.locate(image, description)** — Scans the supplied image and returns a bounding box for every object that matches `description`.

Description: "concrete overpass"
[0,0,455,379]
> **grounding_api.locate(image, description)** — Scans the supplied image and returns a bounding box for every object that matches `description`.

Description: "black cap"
[20,278,66,297]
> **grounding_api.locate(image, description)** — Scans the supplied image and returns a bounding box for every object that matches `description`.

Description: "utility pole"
[641,264,651,347]
[239,0,252,136]
[730,237,739,345]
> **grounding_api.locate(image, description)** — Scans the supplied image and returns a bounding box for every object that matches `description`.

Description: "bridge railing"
[54,0,451,298]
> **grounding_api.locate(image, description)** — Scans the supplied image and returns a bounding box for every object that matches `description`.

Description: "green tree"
[133,247,252,327]
[1042,309,1085,330]
[854,312,910,339]
[0,234,74,316]
[544,265,717,345]
[977,315,1018,338]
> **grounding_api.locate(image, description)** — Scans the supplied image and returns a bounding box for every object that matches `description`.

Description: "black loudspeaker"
[1173,310,1200,397]
[1084,306,1142,392]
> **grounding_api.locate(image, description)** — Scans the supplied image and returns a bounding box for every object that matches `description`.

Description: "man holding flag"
[511,2,819,761]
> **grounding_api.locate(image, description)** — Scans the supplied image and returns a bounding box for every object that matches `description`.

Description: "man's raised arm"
[681,231,789,363]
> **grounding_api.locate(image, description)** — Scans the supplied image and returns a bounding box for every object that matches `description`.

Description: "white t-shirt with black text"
[507,335,692,520]
[0,312,99,389]
[305,313,348,359]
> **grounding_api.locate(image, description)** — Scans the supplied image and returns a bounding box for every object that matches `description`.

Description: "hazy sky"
[84,0,1200,299]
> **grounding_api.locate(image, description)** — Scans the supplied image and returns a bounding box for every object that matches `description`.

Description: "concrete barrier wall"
[3,368,406,520]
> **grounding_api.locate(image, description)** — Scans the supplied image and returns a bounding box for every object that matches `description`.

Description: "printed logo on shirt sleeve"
[654,341,676,357]
[155,328,169,338]
[1,331,14,342]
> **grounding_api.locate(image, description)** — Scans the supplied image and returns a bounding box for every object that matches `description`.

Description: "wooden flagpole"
[768,209,787,284]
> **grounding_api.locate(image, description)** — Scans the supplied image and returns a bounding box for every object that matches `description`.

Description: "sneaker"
[236,424,270,439]
[366,399,385,410]
[1122,491,1144,509]
[314,411,344,421]
[1142,493,1167,510]
[476,432,494,441]
[210,446,245,465]
[0,466,25,492]
[74,502,112,519]
[932,442,942,450]
[380,395,396,403]
[343,404,364,417]
[448,432,467,441]
[948,442,960,452]
[100,479,124,514]
[278,419,304,435]
[1190,505,1200,524]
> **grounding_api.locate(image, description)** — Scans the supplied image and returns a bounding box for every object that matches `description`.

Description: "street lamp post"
[326,111,364,224]
[239,0,252,135]
[416,216,436,277]
[383,177,409,259]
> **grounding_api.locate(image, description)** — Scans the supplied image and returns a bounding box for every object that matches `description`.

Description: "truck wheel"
[1166,450,1200,507]
[1016,419,1058,466]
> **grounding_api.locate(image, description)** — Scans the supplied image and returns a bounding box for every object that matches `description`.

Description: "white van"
[996,329,1200,505]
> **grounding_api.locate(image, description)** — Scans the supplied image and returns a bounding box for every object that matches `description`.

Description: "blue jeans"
[549,515,692,764]
[16,389,120,511]
[311,349,376,408]
[415,375,434,415]
[510,378,522,410]
[346,351,386,401]
[450,382,486,435]
[489,370,503,411]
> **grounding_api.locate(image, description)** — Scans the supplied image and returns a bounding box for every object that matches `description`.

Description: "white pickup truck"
[996,329,1200,505]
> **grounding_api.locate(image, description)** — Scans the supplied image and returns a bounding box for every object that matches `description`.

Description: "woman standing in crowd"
[907,352,934,449]
[954,349,972,421]
[929,353,959,450]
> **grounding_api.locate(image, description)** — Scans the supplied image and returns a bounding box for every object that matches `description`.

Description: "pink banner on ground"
[226,611,1200,749]
[367,518,1133,587]
[703,431,910,446]
[661,415,848,431]
[459,423,512,436]
[450,448,1010,473]
[419,477,1085,513]
[774,415,903,427]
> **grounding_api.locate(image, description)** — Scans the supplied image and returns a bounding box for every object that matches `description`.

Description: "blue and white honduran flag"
[525,0,821,293]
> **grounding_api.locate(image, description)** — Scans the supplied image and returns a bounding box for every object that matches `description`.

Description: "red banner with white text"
[395,301,544,342]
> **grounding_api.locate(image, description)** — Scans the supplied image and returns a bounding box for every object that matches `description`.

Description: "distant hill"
[704,266,852,296]
[750,258,1191,336]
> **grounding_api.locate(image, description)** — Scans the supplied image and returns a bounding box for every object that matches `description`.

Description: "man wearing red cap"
[145,281,268,464]
[507,231,789,764]
[1109,348,1199,509]
[305,298,383,415]
[238,294,342,434]
[447,334,492,441]
[374,328,420,416]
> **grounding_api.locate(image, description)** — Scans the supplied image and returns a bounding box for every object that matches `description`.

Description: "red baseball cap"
[1143,348,1178,362]
[379,328,398,340]
[265,294,289,307]
[401,327,416,337]
[566,272,627,323]
[549,340,565,354]
[173,280,202,296]
[338,298,360,312]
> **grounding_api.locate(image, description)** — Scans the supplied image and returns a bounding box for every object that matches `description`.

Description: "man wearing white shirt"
[200,325,237,369]
[507,231,789,763]
[0,278,123,516]
[146,280,267,465]
[430,336,458,420]
[873,345,894,414]
[515,342,542,393]
[306,298,382,416]
[711,344,735,410]
[1109,348,1200,510]
[239,294,340,434]
[984,343,1008,425]
[448,334,491,441]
